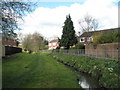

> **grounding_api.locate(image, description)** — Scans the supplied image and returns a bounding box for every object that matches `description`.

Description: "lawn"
[2,52,80,88]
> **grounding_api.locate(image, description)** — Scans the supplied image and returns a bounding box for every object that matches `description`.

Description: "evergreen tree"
[60,14,77,49]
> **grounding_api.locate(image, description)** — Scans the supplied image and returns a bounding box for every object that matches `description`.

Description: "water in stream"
[76,71,101,89]
[56,59,103,89]
[66,65,102,89]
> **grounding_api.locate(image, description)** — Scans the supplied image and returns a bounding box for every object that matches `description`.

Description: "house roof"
[49,39,58,43]
[79,28,120,37]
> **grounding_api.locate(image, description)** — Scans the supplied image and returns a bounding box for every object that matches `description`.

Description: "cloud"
[20,0,118,39]
[23,0,88,3]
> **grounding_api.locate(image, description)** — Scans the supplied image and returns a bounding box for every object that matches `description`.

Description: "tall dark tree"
[60,14,77,49]
[1,0,37,40]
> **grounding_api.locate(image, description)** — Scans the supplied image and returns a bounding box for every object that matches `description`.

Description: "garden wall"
[5,46,22,55]
[85,43,119,59]
[1,45,22,57]
[2,40,17,46]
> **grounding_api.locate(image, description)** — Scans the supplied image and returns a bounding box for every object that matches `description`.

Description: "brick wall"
[85,43,119,58]
[1,40,17,46]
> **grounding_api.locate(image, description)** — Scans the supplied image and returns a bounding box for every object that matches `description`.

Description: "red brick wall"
[85,43,119,58]
[1,40,17,46]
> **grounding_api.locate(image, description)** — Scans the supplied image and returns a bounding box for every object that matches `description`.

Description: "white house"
[48,39,59,50]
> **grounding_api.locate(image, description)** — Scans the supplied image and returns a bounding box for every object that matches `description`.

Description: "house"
[0,34,17,47]
[48,39,59,50]
[78,28,119,45]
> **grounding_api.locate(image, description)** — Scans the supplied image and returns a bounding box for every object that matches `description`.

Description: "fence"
[38,50,52,53]
[1,45,22,57]
[53,49,119,61]
[5,46,22,55]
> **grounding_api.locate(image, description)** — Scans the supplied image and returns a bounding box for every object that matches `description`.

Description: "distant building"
[48,39,59,50]
[78,28,119,45]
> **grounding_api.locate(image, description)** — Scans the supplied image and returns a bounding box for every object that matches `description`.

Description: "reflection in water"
[57,60,102,89]
[79,78,90,88]
[77,71,101,89]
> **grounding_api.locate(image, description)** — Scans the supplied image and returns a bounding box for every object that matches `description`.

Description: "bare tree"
[79,14,99,33]
[32,32,45,51]
[1,0,37,40]
[22,32,47,51]
[22,34,32,50]
[17,33,25,44]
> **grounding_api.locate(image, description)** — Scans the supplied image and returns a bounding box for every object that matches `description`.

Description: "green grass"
[51,53,120,88]
[2,52,80,88]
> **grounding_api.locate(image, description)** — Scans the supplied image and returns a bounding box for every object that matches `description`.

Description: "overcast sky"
[19,0,118,40]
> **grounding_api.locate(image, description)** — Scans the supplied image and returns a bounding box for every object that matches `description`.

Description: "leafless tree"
[22,34,32,50]
[79,14,99,33]
[22,32,47,51]
[1,0,37,40]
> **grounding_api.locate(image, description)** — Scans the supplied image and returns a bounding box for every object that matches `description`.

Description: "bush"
[70,46,76,49]
[70,44,85,49]
[92,30,120,44]
[76,44,85,49]
[28,50,32,54]
[56,46,60,49]
[24,49,27,51]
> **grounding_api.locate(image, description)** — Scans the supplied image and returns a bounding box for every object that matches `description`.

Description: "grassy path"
[2,52,80,88]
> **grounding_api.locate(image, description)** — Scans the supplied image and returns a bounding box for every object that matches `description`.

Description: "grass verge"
[51,52,120,88]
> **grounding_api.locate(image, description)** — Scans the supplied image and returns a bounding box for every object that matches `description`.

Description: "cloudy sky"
[19,0,118,40]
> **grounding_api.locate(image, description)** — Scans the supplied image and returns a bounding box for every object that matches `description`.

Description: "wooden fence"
[1,45,22,58]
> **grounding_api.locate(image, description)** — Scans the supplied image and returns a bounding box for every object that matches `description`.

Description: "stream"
[77,71,101,89]
[56,59,105,89]
[68,66,102,89]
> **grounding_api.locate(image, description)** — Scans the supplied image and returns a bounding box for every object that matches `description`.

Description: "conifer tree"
[60,14,77,49]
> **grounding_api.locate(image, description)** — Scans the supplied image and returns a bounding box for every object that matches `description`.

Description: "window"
[80,37,85,42]
[52,42,56,46]
[87,37,92,41]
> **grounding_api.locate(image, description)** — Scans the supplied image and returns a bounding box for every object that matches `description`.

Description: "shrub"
[56,46,60,49]
[92,32,103,44]
[92,30,120,44]
[76,44,85,49]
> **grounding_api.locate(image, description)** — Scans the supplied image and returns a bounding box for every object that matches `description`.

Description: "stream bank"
[51,53,120,88]
[55,58,106,89]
